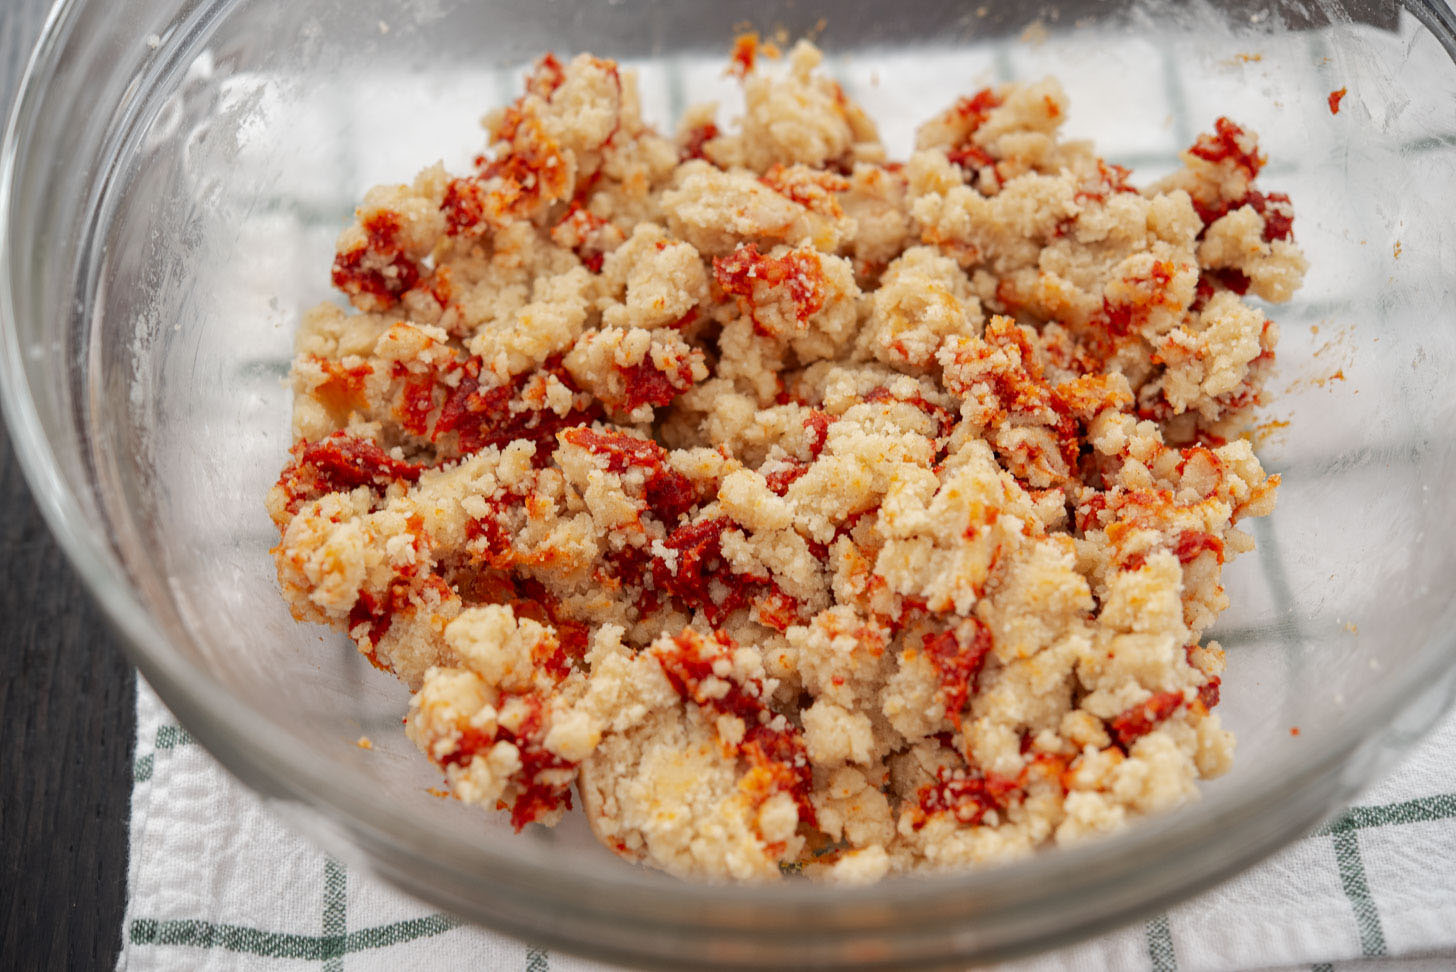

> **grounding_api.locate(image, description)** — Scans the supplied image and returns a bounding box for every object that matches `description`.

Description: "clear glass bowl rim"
[3,0,1455,963]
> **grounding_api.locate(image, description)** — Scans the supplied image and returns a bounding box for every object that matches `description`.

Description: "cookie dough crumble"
[268,39,1304,881]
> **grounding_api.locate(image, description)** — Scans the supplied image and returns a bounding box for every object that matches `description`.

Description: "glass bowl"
[4,0,1456,965]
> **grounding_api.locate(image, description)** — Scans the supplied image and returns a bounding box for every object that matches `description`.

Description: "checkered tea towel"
[118,676,1456,971]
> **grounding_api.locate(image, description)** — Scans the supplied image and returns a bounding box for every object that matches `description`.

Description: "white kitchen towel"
[119,677,1456,972]
[118,11,1456,969]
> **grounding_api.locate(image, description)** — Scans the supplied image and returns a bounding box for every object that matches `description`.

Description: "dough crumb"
[268,39,1303,882]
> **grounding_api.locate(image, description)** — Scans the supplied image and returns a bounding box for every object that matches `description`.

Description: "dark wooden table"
[0,2,135,968]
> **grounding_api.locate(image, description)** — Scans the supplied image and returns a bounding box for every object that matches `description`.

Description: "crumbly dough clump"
[268,41,1303,881]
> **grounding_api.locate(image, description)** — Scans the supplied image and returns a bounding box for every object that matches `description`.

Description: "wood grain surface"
[0,2,136,968]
